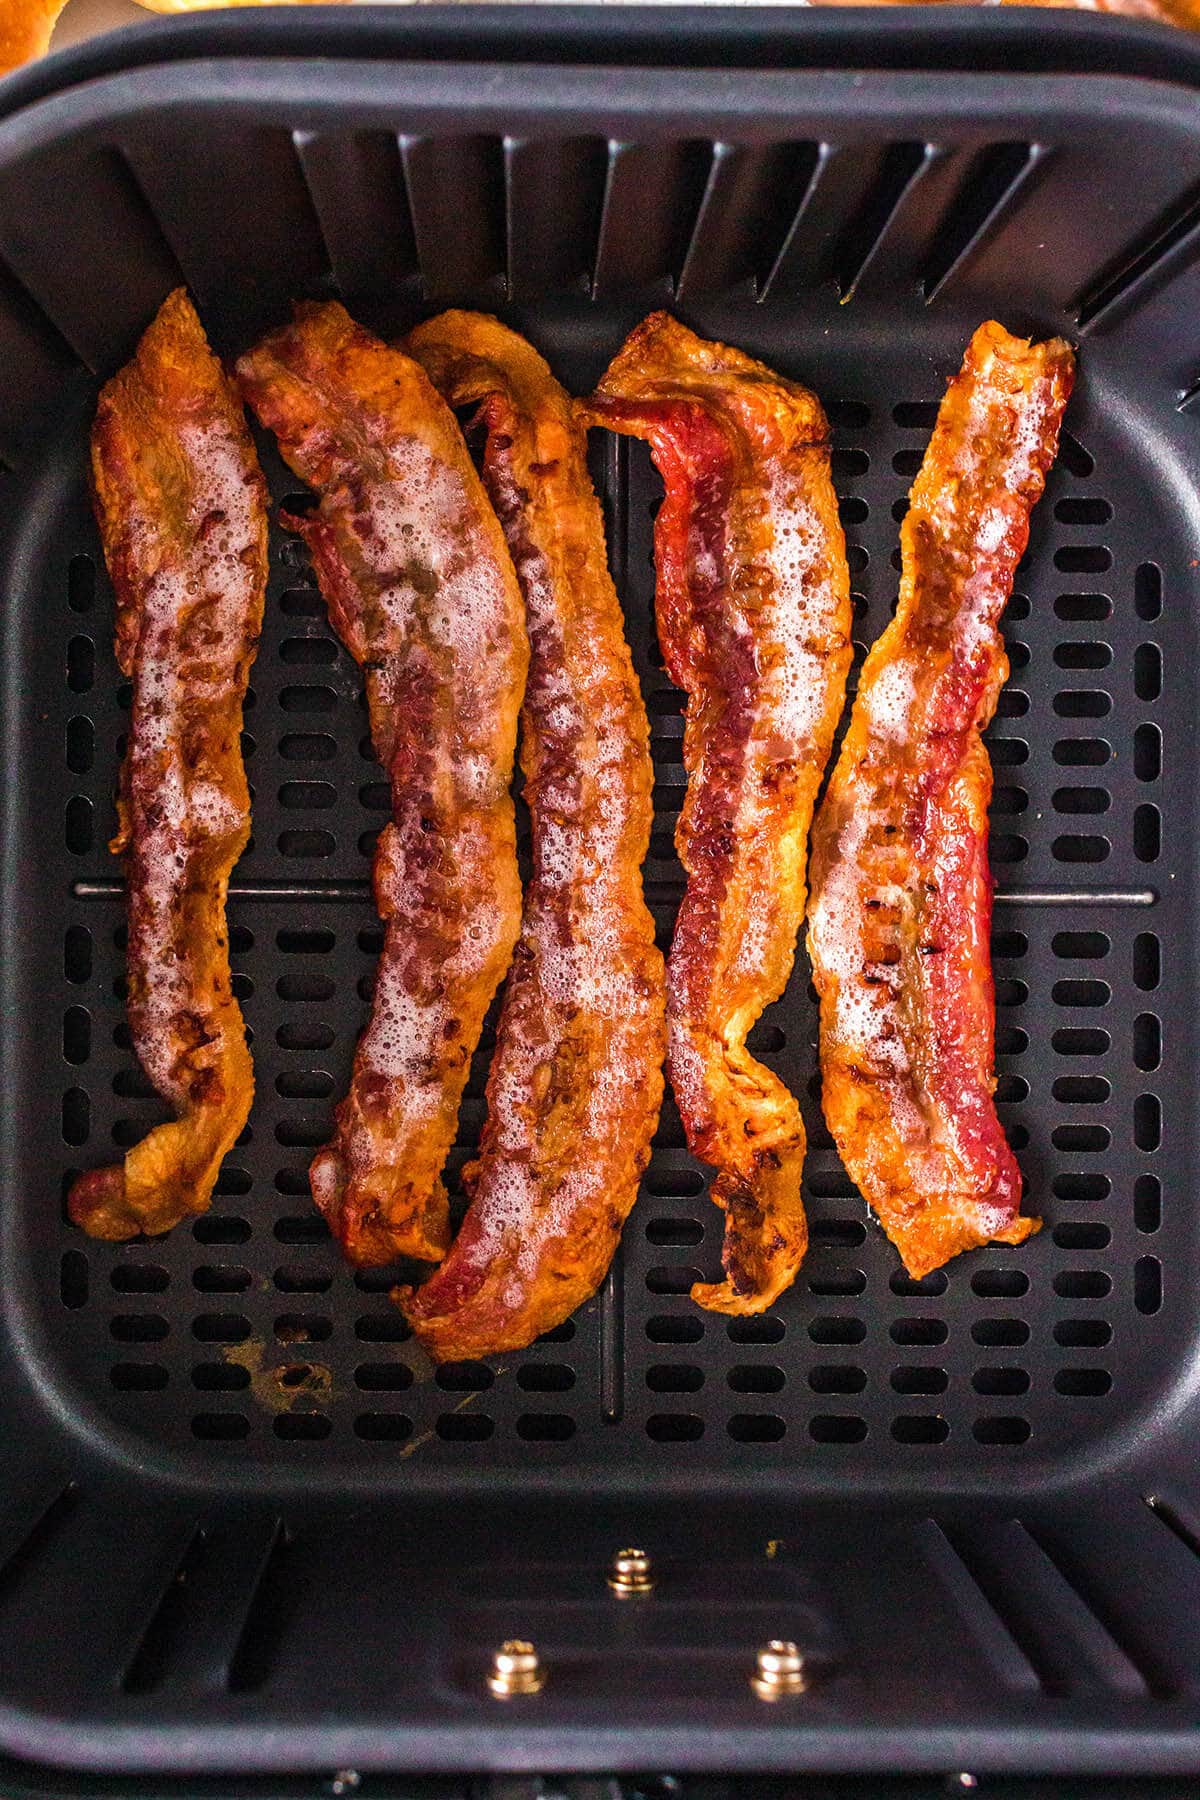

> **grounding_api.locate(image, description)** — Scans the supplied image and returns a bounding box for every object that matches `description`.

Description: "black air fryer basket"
[2,7,1200,1787]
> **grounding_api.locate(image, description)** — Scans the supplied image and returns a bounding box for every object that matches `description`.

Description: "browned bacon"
[586,313,852,1314]
[807,320,1073,1277]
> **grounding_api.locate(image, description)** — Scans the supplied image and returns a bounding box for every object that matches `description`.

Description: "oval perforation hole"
[279,781,336,811]
[1135,1256,1163,1314]
[972,1319,1030,1347]
[1134,933,1160,992]
[112,1313,168,1342]
[1053,787,1109,816]
[1052,834,1109,863]
[892,1415,948,1443]
[972,1366,1030,1396]
[808,1315,866,1345]
[1135,723,1161,782]
[355,1414,413,1441]
[61,1088,89,1146]
[728,1364,785,1395]
[808,1364,866,1395]
[436,1413,494,1442]
[193,1215,252,1245]
[191,1413,250,1440]
[1055,497,1112,525]
[644,1167,705,1198]
[729,1414,785,1442]
[1054,641,1111,671]
[112,1263,169,1294]
[810,1218,866,1248]
[275,1313,332,1344]
[1052,1075,1110,1105]
[60,1249,88,1310]
[1054,1270,1112,1299]
[809,1269,867,1297]
[646,1265,701,1295]
[516,1414,576,1441]
[274,1266,333,1295]
[889,1269,948,1298]
[645,1218,704,1246]
[809,1414,867,1444]
[1054,592,1110,622]
[193,1362,250,1391]
[1135,1174,1161,1233]
[355,1312,408,1343]
[647,1315,704,1345]
[1053,738,1110,766]
[1054,545,1111,574]
[517,1363,575,1393]
[1052,1027,1109,1057]
[971,1268,1028,1298]
[972,1416,1031,1445]
[273,1413,332,1441]
[1054,1319,1111,1347]
[1135,643,1162,702]
[354,1363,413,1391]
[67,634,95,692]
[1134,803,1160,862]
[1052,1123,1111,1153]
[280,731,336,761]
[435,1361,494,1392]
[1054,1369,1112,1397]
[891,1366,948,1395]
[1053,979,1110,1007]
[1135,1094,1162,1152]
[646,1414,704,1442]
[1052,1222,1111,1250]
[110,1362,169,1391]
[890,1318,948,1346]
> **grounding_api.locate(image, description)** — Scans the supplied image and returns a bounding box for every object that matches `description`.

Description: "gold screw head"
[487,1639,546,1698]
[608,1546,654,1597]
[751,1639,808,1700]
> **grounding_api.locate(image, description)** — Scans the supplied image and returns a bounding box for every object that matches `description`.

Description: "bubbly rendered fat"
[424,501,650,1288]
[130,420,261,1099]
[338,439,520,1091]
[764,468,838,748]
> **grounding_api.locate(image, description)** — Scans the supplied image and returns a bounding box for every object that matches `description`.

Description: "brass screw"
[751,1639,809,1700]
[487,1639,546,1698]
[608,1546,655,1597]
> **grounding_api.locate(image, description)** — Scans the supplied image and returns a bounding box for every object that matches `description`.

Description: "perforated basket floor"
[2,12,1200,1782]
[36,354,1183,1483]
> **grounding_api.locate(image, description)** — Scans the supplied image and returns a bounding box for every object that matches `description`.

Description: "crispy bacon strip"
[586,313,852,1314]
[396,312,666,1360]
[69,288,267,1240]
[237,302,526,1267]
[808,321,1074,1278]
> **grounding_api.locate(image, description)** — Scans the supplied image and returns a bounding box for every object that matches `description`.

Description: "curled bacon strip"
[397,311,666,1360]
[587,313,852,1315]
[237,302,526,1267]
[69,288,267,1240]
[808,321,1074,1278]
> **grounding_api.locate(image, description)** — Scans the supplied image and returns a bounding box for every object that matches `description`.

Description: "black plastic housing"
[0,7,1199,1783]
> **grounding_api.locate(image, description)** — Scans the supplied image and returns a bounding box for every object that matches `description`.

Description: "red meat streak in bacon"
[587,313,852,1314]
[808,319,1074,1278]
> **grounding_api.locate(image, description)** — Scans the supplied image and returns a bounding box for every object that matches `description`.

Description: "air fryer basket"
[2,7,1200,1782]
